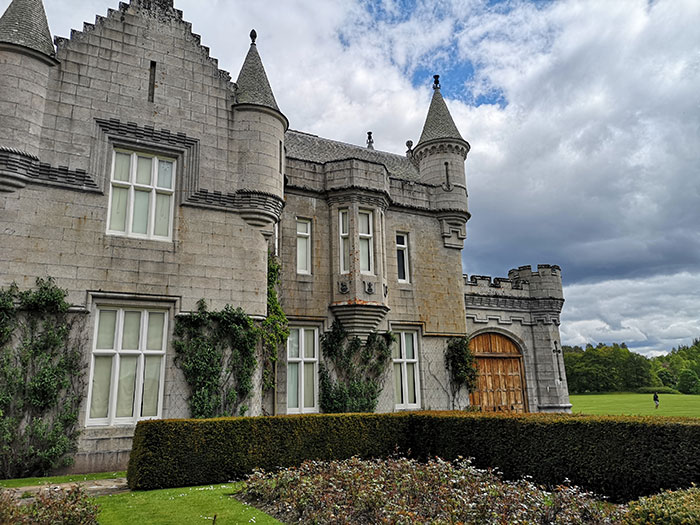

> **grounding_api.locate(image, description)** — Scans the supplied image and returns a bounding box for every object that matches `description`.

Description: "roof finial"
[250,29,257,44]
[433,75,440,90]
[366,131,374,150]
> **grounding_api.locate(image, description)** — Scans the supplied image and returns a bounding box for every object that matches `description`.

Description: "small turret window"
[296,218,311,274]
[107,149,176,241]
[396,233,410,283]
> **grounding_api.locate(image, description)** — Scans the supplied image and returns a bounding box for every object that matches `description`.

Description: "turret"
[230,29,288,234]
[412,75,471,248]
[0,0,57,192]
[508,264,564,300]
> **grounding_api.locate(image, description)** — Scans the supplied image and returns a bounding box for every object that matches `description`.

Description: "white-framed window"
[393,331,420,409]
[359,210,374,274]
[107,149,176,241]
[296,218,311,274]
[87,307,167,425]
[396,233,410,283]
[287,327,318,413]
[339,209,350,274]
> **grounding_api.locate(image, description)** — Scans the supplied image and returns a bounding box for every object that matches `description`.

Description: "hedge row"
[127,411,700,502]
[127,413,411,491]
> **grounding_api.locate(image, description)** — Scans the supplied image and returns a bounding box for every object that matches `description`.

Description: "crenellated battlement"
[465,264,563,300]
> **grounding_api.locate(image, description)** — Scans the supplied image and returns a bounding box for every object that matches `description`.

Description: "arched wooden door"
[469,333,528,413]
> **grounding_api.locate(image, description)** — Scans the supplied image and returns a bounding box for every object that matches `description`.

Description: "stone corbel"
[439,215,467,249]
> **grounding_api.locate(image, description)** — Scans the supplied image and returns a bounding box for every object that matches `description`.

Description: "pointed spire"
[0,0,54,58]
[416,75,464,146]
[235,29,280,112]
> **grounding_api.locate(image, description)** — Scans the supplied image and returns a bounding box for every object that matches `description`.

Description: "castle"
[0,0,570,472]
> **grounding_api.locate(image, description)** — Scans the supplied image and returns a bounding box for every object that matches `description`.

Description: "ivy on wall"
[260,256,289,393]
[0,278,84,479]
[174,255,288,418]
[173,300,258,418]
[319,321,394,413]
[445,336,479,409]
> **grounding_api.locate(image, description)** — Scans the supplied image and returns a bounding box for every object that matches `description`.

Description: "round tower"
[413,75,470,214]
[413,75,471,248]
[230,29,288,233]
[0,0,57,192]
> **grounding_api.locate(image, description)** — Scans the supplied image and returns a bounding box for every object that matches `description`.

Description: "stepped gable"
[285,130,420,180]
[235,30,280,111]
[53,0,232,84]
[0,0,55,57]
[416,80,464,146]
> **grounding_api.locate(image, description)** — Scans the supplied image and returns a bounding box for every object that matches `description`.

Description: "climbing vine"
[319,321,394,413]
[0,278,85,479]
[173,300,258,418]
[445,336,479,409]
[260,255,289,393]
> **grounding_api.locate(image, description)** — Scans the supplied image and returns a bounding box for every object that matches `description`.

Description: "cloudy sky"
[3,0,699,355]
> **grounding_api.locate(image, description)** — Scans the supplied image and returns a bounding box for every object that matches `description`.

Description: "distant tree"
[677,369,700,395]
[656,367,676,388]
[622,353,652,390]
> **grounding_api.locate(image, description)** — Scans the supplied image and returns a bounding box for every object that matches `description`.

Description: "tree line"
[563,339,700,394]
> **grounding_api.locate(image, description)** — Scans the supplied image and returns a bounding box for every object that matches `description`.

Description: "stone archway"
[469,333,528,413]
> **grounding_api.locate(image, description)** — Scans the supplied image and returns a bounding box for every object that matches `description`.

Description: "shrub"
[636,386,680,394]
[241,456,624,524]
[623,486,700,524]
[0,486,99,525]
[128,411,700,501]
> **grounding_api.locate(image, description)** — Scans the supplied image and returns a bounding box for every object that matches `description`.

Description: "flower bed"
[240,456,624,524]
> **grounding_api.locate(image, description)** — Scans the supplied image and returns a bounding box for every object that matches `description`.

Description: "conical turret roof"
[0,0,54,57]
[235,30,280,112]
[416,76,464,146]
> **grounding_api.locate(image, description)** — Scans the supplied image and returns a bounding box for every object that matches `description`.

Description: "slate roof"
[285,130,419,180]
[235,33,280,112]
[417,87,464,146]
[0,0,54,57]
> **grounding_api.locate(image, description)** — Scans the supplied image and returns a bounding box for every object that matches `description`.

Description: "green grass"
[0,471,126,489]
[570,392,700,417]
[96,482,281,525]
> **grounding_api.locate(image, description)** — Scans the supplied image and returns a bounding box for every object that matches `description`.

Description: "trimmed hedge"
[128,411,700,502]
[127,412,411,490]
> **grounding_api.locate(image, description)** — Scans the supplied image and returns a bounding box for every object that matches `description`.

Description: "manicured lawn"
[570,392,700,417]
[0,471,125,489]
[96,482,281,525]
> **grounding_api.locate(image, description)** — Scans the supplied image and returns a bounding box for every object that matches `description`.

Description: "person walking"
[653,391,659,409]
